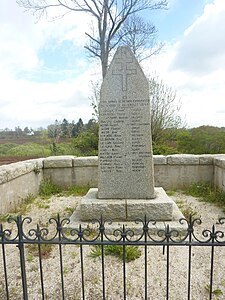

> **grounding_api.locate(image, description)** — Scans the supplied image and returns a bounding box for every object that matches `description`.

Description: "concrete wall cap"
[167,154,199,165]
[153,155,167,165]
[4,162,27,182]
[214,157,225,168]
[43,156,74,168]
[0,159,44,184]
[24,158,44,171]
[74,156,98,167]
[199,155,214,165]
[0,166,9,184]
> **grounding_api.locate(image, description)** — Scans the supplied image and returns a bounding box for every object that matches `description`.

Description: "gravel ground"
[0,193,225,299]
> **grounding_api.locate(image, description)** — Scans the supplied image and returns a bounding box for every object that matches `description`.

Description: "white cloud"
[2,0,225,130]
[0,65,99,129]
[146,0,225,128]
[170,0,225,75]
[0,1,98,129]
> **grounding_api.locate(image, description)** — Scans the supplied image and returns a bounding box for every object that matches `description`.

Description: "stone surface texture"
[80,188,174,221]
[43,156,74,168]
[167,154,200,165]
[74,156,98,167]
[80,188,126,221]
[98,46,155,199]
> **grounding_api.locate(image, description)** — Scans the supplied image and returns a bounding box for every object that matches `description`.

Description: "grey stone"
[80,188,126,221]
[214,158,223,167]
[44,156,74,168]
[199,155,213,165]
[24,158,44,172]
[80,187,174,221]
[0,167,8,184]
[74,156,98,167]
[98,46,155,199]
[6,162,27,181]
[167,154,199,165]
[153,155,167,165]
[126,188,173,220]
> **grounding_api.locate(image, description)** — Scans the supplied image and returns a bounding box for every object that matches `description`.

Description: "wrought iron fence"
[1,214,225,300]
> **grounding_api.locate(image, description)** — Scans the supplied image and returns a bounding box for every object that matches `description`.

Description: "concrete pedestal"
[80,187,175,221]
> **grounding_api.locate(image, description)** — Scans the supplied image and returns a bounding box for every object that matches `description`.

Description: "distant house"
[26,130,34,136]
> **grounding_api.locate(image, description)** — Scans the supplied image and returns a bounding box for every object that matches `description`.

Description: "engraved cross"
[112,48,137,91]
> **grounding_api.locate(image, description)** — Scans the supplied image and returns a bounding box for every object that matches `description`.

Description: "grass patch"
[39,178,62,197]
[27,243,53,259]
[0,213,15,223]
[33,196,51,210]
[90,244,142,262]
[0,194,36,220]
[205,284,223,297]
[36,202,50,209]
[39,178,89,198]
[166,189,176,196]
[63,185,90,196]
[64,206,75,215]
[0,180,89,221]
[176,199,199,220]
[185,182,225,211]
[16,194,36,214]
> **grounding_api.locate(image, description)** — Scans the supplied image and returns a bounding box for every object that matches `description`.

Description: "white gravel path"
[0,193,225,299]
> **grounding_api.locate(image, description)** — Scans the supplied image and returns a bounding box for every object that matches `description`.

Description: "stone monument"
[98,46,155,199]
[80,46,175,221]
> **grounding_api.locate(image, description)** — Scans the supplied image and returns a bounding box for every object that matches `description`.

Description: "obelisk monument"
[98,46,155,199]
[80,46,174,221]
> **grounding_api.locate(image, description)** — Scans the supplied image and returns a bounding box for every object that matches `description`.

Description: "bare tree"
[117,14,164,62]
[149,77,184,144]
[16,0,167,78]
[89,76,184,144]
[89,80,101,120]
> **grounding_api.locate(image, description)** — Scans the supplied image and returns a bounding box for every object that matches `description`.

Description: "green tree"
[47,120,62,155]
[176,129,193,153]
[61,118,69,138]
[76,118,84,134]
[23,127,30,134]
[47,120,62,142]
[73,119,98,155]
[176,126,225,154]
[14,126,23,137]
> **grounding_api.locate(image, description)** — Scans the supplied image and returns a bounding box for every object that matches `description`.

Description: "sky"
[0,0,225,130]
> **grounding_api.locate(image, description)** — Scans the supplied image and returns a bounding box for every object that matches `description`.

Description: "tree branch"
[84,45,101,58]
[85,32,100,45]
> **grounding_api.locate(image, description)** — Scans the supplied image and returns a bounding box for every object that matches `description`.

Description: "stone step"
[79,187,182,222]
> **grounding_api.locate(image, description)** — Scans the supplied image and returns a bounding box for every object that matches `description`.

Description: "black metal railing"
[1,214,225,299]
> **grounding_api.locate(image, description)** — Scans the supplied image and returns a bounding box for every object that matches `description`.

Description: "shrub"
[185,182,225,207]
[90,244,142,262]
[39,178,62,197]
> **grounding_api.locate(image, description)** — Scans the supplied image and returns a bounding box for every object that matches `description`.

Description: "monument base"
[68,187,186,234]
[80,187,175,221]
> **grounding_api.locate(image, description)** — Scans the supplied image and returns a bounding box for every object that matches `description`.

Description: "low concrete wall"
[43,156,98,188]
[1,154,225,214]
[0,159,43,214]
[154,154,215,189]
[214,156,225,191]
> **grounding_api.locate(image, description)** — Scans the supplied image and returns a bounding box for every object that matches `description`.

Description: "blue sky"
[152,0,212,41]
[1,0,225,130]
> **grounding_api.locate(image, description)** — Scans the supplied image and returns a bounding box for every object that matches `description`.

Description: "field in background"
[0,137,41,165]
[0,136,72,165]
[0,156,42,166]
